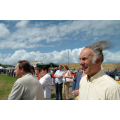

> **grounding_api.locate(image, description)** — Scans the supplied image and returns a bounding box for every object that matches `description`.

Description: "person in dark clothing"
[72,72,83,100]
[72,69,86,100]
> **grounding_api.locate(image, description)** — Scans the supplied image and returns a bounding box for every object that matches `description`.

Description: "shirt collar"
[22,72,32,77]
[86,69,104,83]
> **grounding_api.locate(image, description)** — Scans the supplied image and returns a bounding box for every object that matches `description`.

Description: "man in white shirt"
[78,40,120,100]
[39,65,52,100]
[8,60,44,100]
[54,65,64,100]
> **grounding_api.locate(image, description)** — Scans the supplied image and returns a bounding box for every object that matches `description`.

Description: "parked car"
[106,68,120,79]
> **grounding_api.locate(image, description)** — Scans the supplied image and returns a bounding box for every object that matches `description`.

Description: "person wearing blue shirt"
[72,71,83,100]
[54,65,64,100]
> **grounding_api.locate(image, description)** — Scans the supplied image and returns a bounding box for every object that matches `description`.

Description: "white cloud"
[0,20,120,49]
[15,20,29,28]
[0,48,120,66]
[103,50,120,63]
[0,48,84,66]
[0,23,10,38]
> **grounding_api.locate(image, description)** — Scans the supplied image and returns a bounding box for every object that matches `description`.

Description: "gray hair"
[59,65,64,69]
[86,40,113,64]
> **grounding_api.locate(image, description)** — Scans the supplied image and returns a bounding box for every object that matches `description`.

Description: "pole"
[68,49,69,67]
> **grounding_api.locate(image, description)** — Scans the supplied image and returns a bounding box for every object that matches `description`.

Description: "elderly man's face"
[79,48,96,76]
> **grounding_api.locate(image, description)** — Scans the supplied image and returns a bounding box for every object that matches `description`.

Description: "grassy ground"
[0,74,17,100]
[0,74,73,100]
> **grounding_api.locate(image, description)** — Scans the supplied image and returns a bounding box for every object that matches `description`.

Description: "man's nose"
[80,60,84,65]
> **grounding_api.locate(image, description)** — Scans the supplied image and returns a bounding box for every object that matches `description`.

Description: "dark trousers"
[55,83,63,100]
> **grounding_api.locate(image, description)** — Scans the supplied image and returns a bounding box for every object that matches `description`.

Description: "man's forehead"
[15,63,19,68]
[80,48,93,57]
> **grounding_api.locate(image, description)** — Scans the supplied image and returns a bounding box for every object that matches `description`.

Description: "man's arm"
[54,74,63,78]
[71,76,77,97]
[8,82,24,100]
[72,76,77,91]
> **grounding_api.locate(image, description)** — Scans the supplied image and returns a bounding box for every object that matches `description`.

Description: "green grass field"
[0,74,73,100]
[0,75,17,100]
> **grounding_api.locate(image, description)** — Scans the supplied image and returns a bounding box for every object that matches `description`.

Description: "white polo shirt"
[78,70,120,100]
[55,70,64,84]
[39,73,52,99]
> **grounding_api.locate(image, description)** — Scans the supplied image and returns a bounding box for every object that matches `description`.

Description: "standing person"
[6,69,9,76]
[72,71,82,100]
[72,69,86,100]
[51,71,55,85]
[79,40,120,100]
[35,67,41,80]
[54,65,64,100]
[13,69,15,77]
[39,65,52,100]
[12,69,14,76]
[9,69,10,76]
[11,69,13,76]
[63,65,72,100]
[8,60,44,100]
[30,66,35,76]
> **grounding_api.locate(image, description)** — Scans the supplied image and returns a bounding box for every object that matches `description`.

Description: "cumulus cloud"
[0,23,10,38]
[0,48,120,66]
[0,20,120,49]
[15,20,29,28]
[103,50,120,63]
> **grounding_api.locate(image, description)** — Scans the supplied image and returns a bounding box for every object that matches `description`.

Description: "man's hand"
[75,90,79,95]
[81,69,86,77]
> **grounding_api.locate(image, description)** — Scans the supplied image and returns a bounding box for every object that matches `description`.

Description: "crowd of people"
[7,40,120,100]
[0,68,15,77]
[0,69,6,74]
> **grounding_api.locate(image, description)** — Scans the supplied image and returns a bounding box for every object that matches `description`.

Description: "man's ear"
[96,56,102,64]
[21,68,24,73]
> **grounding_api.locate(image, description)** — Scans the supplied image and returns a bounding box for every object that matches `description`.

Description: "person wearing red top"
[51,71,55,85]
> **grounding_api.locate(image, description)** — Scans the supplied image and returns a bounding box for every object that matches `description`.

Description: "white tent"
[0,66,4,69]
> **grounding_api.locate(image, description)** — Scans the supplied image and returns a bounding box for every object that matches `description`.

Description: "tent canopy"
[36,63,59,68]
[0,66,4,69]
[5,67,15,70]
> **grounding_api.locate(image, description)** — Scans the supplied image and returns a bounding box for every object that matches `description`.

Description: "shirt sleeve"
[72,76,77,91]
[108,87,120,100]
[8,82,24,100]
[40,75,49,89]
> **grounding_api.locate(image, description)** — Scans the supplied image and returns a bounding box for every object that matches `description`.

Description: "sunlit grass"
[0,75,17,100]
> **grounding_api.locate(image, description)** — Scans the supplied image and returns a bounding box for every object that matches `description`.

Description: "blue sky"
[0,20,120,66]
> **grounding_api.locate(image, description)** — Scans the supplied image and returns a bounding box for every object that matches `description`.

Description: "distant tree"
[0,63,1,66]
